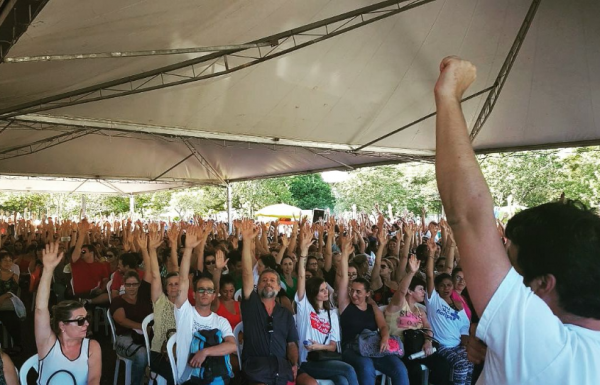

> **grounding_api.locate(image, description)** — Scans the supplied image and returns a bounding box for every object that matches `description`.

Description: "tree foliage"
[288,174,335,210]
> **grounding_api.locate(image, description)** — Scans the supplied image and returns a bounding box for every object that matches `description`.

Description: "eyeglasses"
[205,260,216,265]
[64,315,91,326]
[267,315,274,333]
[380,265,389,270]
[124,282,140,288]
[195,288,215,294]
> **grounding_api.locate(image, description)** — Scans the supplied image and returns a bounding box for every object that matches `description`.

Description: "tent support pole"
[227,183,233,234]
[81,195,86,218]
[129,195,135,216]
[469,0,542,141]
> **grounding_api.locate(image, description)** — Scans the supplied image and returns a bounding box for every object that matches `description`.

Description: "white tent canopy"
[255,203,303,219]
[0,0,598,193]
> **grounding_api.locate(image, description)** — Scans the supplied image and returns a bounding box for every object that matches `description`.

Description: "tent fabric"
[0,0,599,193]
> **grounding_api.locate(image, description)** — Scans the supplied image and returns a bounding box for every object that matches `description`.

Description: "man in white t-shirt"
[175,226,236,384]
[433,56,600,384]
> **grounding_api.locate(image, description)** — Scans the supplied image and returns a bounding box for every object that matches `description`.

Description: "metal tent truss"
[0,0,436,119]
[0,0,50,62]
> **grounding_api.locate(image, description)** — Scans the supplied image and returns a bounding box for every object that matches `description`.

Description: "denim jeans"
[115,334,148,385]
[300,359,359,385]
[342,348,409,385]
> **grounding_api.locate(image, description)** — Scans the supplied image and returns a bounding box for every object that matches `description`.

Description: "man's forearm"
[287,342,299,366]
[435,98,494,225]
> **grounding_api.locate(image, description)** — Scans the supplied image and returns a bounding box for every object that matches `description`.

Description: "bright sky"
[321,171,350,183]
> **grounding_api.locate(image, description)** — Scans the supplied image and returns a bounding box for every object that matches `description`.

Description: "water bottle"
[408,348,436,360]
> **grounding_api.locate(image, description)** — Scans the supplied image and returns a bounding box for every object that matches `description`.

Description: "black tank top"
[339,303,378,348]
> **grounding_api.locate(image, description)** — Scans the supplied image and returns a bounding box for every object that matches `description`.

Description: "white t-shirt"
[476,268,600,385]
[425,289,469,347]
[295,293,341,363]
[174,300,234,383]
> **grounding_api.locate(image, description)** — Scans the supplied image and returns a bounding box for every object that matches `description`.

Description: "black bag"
[402,329,439,356]
[306,309,342,362]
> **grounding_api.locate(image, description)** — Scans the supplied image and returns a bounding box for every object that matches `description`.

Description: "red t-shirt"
[71,259,110,295]
[216,300,241,329]
[111,269,145,294]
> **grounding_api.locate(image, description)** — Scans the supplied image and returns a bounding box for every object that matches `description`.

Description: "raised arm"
[442,230,456,275]
[434,56,511,315]
[71,219,89,263]
[135,231,152,284]
[36,242,62,356]
[323,218,334,272]
[425,237,436,297]
[211,250,228,312]
[240,220,260,299]
[148,226,165,303]
[388,255,420,311]
[166,223,180,273]
[336,230,353,314]
[275,234,289,265]
[287,221,299,257]
[370,224,388,291]
[396,223,414,282]
[175,226,202,308]
[296,223,314,302]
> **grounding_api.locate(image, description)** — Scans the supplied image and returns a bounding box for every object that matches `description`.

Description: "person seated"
[279,255,297,301]
[110,264,153,385]
[175,226,236,385]
[146,225,179,385]
[371,229,398,305]
[0,251,23,357]
[35,242,101,384]
[212,255,242,330]
[111,252,144,298]
[424,239,472,385]
[337,230,409,385]
[296,223,358,385]
[70,221,111,306]
[239,220,309,385]
[385,256,450,385]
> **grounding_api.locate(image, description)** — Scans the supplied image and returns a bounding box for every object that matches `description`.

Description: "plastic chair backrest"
[107,309,117,349]
[166,333,178,384]
[19,354,39,385]
[233,289,242,302]
[107,279,113,302]
[142,313,154,365]
[232,321,244,371]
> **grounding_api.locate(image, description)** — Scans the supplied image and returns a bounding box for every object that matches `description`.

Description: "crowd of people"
[0,56,597,385]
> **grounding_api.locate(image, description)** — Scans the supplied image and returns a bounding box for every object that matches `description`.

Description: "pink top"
[451,290,471,320]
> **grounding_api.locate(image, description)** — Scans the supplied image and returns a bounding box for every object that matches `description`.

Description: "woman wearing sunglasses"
[35,241,102,385]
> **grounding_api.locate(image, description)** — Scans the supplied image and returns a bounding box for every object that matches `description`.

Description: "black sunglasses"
[267,315,274,333]
[64,315,91,326]
[205,260,216,265]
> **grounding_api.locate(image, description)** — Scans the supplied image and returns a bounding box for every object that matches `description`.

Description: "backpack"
[188,328,233,385]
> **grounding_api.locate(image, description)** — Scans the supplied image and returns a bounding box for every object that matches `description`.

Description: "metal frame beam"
[0,128,99,160]
[3,42,272,63]
[10,114,436,156]
[469,0,542,141]
[0,0,50,62]
[0,0,436,119]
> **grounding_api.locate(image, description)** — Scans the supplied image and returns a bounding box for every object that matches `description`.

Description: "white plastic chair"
[142,314,168,385]
[19,354,39,385]
[107,279,113,302]
[233,288,242,301]
[107,309,133,385]
[166,333,178,385]
[232,322,244,371]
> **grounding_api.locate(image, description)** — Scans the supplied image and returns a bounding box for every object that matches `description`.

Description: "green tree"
[231,178,295,217]
[289,174,335,210]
